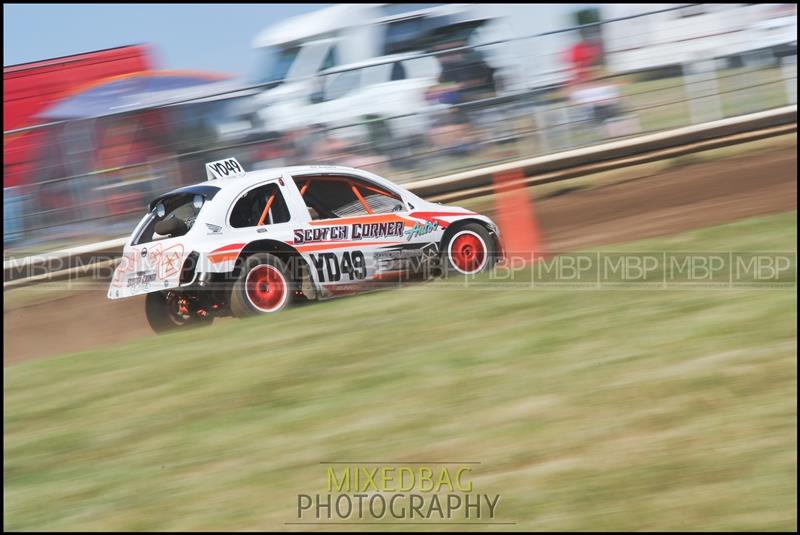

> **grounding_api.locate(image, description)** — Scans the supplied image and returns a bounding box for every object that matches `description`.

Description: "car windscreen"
[134,191,213,245]
[255,46,300,85]
[148,184,220,211]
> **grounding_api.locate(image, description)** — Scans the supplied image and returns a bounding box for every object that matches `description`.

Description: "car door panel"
[287,173,431,296]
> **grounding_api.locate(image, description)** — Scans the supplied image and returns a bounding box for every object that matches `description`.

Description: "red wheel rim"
[166,292,191,325]
[245,265,287,312]
[450,232,487,273]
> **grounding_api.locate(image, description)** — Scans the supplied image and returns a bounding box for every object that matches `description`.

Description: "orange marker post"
[491,168,543,266]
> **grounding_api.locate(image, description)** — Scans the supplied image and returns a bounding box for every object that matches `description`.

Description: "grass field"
[4,211,797,531]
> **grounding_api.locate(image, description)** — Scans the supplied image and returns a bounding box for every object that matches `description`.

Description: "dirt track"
[4,147,797,365]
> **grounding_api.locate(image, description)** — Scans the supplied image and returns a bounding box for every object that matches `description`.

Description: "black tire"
[230,253,294,318]
[442,223,495,276]
[145,290,213,334]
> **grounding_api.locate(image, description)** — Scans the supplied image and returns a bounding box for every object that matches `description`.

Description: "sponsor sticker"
[293,222,404,245]
[404,220,439,241]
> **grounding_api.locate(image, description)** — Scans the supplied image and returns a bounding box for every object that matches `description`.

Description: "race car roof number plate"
[206,158,246,180]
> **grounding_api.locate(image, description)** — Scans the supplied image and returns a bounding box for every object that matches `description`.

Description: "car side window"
[324,70,360,101]
[293,175,405,220]
[319,45,339,72]
[229,183,291,228]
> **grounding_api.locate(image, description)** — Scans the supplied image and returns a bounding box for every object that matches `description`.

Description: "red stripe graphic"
[294,241,403,253]
[409,211,475,219]
[210,243,246,254]
[208,242,246,264]
[408,211,475,229]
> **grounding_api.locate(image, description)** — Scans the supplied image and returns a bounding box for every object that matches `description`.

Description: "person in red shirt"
[567,39,601,88]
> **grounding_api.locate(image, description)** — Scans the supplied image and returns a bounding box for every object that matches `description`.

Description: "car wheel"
[145,290,213,334]
[442,223,495,275]
[230,253,294,318]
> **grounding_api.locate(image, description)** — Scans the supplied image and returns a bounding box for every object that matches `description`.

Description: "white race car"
[108,158,503,333]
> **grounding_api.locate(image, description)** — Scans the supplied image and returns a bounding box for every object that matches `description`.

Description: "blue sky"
[3,3,329,77]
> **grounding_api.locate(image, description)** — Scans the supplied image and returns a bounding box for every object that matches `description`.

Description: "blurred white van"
[249,3,575,100]
[601,3,797,74]
[255,53,443,141]
[210,4,577,140]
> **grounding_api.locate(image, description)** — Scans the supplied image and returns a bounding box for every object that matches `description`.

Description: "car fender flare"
[440,218,503,263]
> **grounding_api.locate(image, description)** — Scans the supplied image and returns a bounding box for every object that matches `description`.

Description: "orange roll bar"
[359,183,394,197]
[351,184,373,214]
[257,192,276,225]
